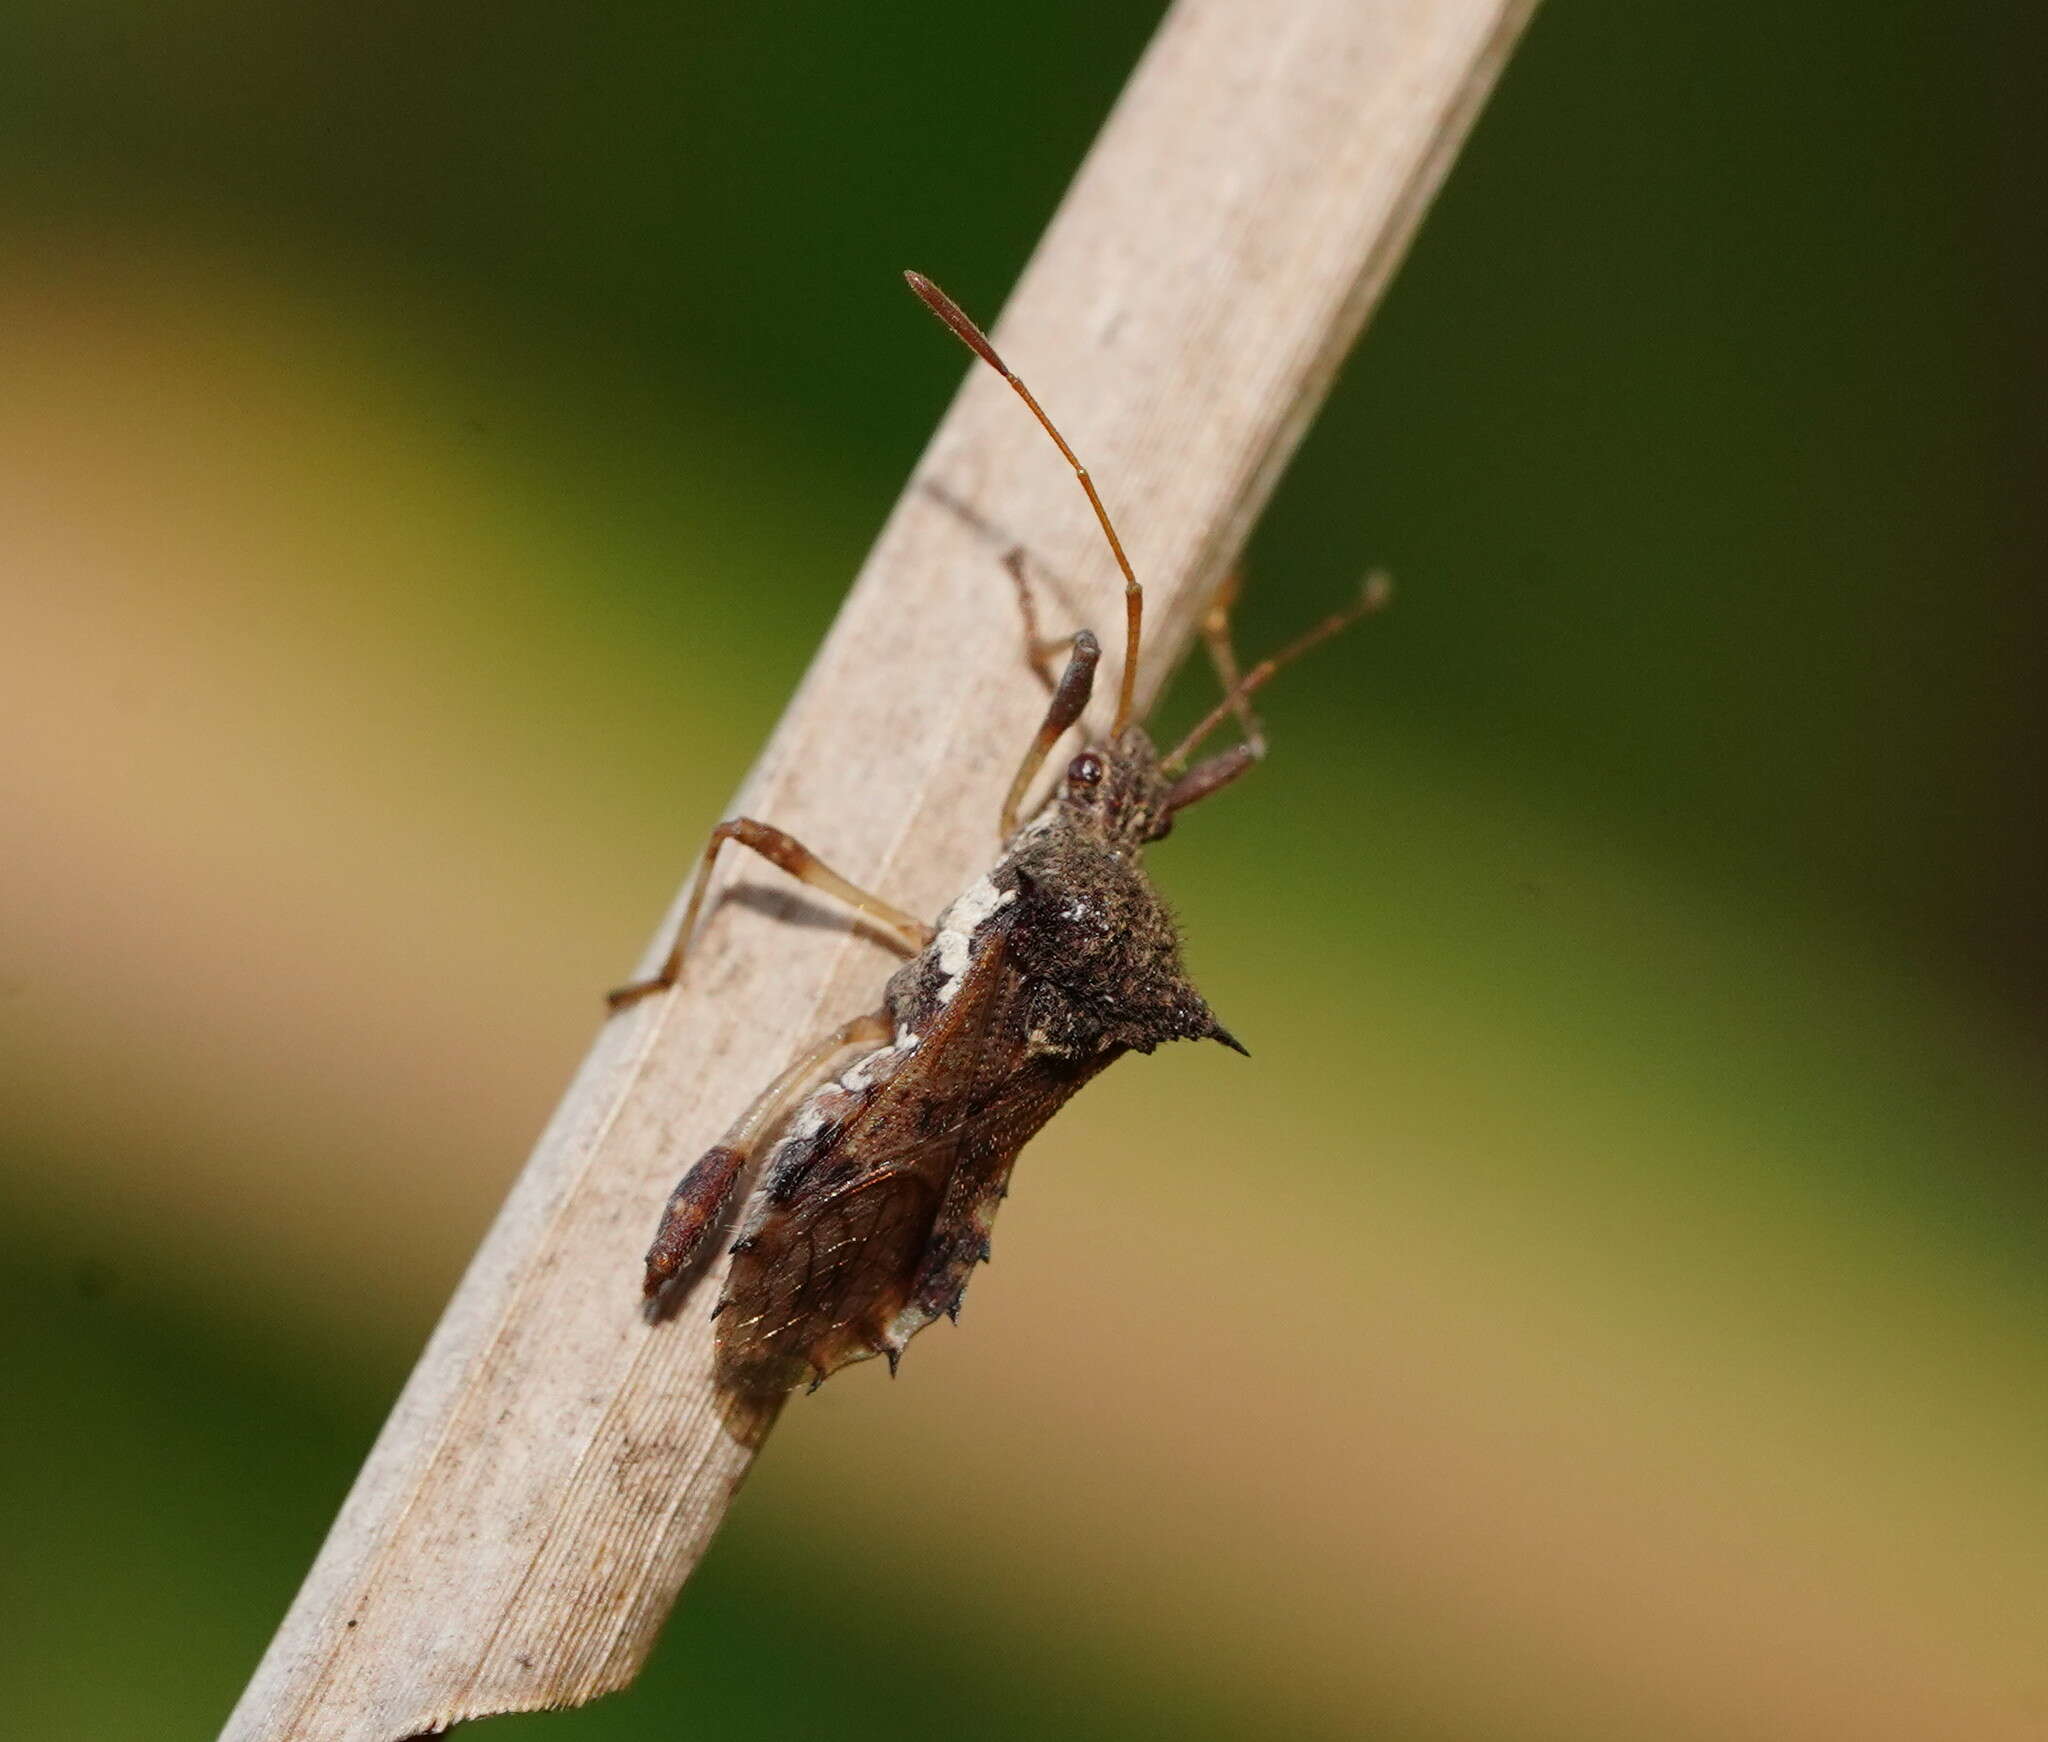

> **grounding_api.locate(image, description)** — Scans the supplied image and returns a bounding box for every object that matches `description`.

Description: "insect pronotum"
[610,271,1387,1397]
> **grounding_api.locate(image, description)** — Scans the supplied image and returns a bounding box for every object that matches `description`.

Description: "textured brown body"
[714,726,1235,1393]
[621,272,1375,1399]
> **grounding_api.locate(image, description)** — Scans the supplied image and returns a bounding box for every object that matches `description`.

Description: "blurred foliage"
[3,3,2045,1740]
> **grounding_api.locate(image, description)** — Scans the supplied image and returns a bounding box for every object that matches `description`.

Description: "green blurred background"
[4,4,2045,1738]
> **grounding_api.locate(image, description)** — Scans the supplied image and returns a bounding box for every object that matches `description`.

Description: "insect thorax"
[884,730,1229,1060]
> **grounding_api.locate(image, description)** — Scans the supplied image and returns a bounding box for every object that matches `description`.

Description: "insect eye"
[1066,751,1104,790]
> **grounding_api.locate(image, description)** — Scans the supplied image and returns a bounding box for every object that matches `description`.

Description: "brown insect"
[610,271,1385,1396]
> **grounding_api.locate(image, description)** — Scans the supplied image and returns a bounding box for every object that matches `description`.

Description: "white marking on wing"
[839,1042,906,1093]
[928,874,1016,1008]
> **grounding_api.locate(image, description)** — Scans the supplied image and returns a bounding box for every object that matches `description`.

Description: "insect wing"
[900,1043,1117,1334]
[718,912,1025,1389]
[735,1166,942,1389]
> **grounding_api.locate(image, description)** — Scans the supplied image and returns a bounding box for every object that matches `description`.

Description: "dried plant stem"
[222,1,1538,1735]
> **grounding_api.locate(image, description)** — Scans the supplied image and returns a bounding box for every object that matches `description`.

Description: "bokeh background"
[5,4,2045,1739]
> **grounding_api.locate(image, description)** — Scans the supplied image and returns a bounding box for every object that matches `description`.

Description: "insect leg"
[998,629,1100,838]
[1195,568,1267,759]
[608,819,934,1010]
[1161,571,1393,774]
[1001,547,1070,692]
[643,1007,893,1296]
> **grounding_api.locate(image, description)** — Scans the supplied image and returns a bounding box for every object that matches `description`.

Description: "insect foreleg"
[998,629,1100,838]
[1000,547,1071,693]
[608,818,934,1010]
[643,1007,893,1296]
[1195,568,1266,760]
[1162,571,1393,774]
[1163,573,1253,818]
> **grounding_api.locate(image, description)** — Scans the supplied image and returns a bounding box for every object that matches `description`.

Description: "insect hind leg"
[643,1007,893,1297]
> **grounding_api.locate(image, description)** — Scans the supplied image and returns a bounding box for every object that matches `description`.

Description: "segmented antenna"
[904,271,1145,736]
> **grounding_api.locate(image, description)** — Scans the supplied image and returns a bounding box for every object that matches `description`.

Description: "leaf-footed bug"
[609,271,1386,1397]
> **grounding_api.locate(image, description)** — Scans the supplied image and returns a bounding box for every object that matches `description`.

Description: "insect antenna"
[905,271,1146,735]
[1162,572,1393,771]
